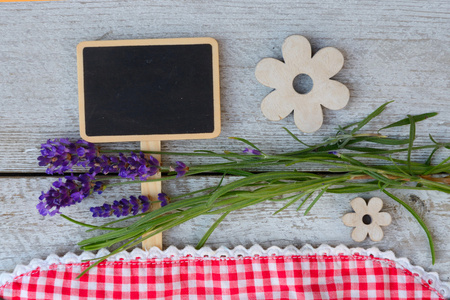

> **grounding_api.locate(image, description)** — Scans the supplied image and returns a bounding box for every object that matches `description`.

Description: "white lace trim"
[1,244,449,297]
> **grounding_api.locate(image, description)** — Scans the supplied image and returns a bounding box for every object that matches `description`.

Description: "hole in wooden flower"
[362,214,372,225]
[293,73,313,94]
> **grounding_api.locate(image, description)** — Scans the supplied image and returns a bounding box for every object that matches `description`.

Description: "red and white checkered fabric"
[0,254,445,299]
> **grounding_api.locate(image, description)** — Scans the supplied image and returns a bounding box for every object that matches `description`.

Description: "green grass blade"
[419,177,450,193]
[194,150,236,162]
[196,212,230,249]
[387,156,410,177]
[423,156,450,175]
[339,154,367,167]
[229,137,262,153]
[379,112,438,132]
[219,169,255,177]
[429,134,438,145]
[407,115,416,174]
[296,191,314,211]
[282,127,311,147]
[328,185,379,193]
[342,121,360,130]
[60,214,121,231]
[359,137,409,145]
[207,172,318,206]
[351,101,393,133]
[273,192,306,215]
[172,187,217,200]
[382,189,435,264]
[425,147,439,166]
[304,187,329,215]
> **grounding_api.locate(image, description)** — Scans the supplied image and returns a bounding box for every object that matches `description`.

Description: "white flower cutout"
[255,35,350,133]
[342,197,392,242]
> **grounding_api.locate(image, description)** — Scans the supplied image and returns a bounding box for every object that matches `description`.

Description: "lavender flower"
[243,148,262,155]
[172,161,189,178]
[88,152,160,180]
[158,193,169,207]
[90,195,150,218]
[37,173,104,216]
[328,151,341,157]
[37,139,97,174]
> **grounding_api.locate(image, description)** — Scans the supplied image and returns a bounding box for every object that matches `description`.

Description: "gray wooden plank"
[0,0,449,293]
[0,176,449,284]
[0,0,449,172]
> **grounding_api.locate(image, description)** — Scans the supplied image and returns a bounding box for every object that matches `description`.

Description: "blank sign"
[77,37,220,142]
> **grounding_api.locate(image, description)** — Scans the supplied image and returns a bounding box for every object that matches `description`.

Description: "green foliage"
[61,102,449,277]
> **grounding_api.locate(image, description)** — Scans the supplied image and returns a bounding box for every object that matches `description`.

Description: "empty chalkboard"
[77,37,220,142]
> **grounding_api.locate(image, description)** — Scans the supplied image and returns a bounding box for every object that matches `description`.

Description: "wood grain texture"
[0,0,449,172]
[140,141,162,250]
[0,0,449,286]
[0,176,449,282]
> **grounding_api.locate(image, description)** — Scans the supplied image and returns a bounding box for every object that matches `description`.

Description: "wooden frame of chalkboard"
[77,37,220,143]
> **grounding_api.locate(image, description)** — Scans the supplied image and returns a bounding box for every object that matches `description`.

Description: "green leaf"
[229,137,262,153]
[194,150,236,162]
[423,156,450,175]
[360,137,409,145]
[425,147,439,166]
[363,170,401,186]
[351,101,394,133]
[339,154,367,167]
[382,189,435,264]
[387,156,410,177]
[407,115,416,174]
[219,169,255,177]
[207,196,267,215]
[428,134,439,145]
[304,186,329,215]
[379,112,438,132]
[206,172,324,206]
[341,121,360,130]
[60,214,121,231]
[282,127,311,147]
[212,173,227,193]
[328,185,379,193]
[196,212,229,249]
[297,191,314,211]
[273,192,307,215]
[419,178,450,193]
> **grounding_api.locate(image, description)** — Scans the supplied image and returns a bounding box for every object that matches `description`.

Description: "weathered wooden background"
[0,0,449,286]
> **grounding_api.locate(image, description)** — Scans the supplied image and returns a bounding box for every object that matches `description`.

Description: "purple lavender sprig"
[90,195,151,218]
[38,139,97,174]
[171,161,189,178]
[158,193,170,207]
[88,152,160,181]
[243,148,262,155]
[37,174,104,216]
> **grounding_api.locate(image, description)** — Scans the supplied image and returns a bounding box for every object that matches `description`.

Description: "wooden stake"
[140,140,162,250]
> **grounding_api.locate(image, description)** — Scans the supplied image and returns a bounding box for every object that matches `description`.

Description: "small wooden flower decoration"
[342,197,392,242]
[255,35,350,133]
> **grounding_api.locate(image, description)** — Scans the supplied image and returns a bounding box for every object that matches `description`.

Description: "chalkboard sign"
[77,37,220,142]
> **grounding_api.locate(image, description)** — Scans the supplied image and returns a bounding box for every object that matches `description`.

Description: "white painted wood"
[0,177,449,283]
[0,0,449,173]
[0,0,449,288]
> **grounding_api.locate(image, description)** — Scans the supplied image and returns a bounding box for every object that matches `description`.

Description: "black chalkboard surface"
[77,37,220,142]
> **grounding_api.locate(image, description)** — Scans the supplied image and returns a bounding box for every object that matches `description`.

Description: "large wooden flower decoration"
[255,35,350,132]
